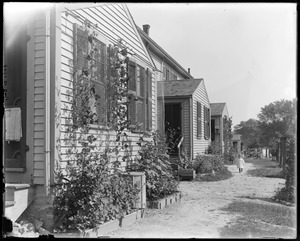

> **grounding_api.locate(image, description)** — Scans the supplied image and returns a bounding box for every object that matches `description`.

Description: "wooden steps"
[4,183,34,222]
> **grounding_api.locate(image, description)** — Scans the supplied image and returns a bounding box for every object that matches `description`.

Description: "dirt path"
[106,159,290,238]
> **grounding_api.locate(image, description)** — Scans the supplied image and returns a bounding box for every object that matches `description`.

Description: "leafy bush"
[53,148,140,233]
[206,140,221,154]
[193,154,225,174]
[127,131,179,201]
[274,138,295,203]
[178,148,193,169]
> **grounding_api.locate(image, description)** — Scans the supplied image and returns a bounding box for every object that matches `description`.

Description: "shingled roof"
[157,79,203,97]
[210,103,227,116]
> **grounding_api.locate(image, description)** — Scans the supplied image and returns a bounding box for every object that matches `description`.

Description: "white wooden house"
[4,3,155,223]
[138,25,211,160]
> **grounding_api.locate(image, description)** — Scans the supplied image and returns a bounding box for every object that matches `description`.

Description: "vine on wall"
[223,116,235,162]
[53,18,140,233]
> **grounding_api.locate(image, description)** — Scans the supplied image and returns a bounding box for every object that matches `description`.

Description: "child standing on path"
[236,153,245,173]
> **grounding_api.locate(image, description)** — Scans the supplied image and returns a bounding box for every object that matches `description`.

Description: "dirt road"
[106,158,295,238]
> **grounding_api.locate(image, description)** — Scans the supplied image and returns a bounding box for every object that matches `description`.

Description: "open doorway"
[165,103,181,156]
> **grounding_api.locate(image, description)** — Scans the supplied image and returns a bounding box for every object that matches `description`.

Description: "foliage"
[193,154,225,174]
[234,118,260,149]
[223,116,235,162]
[127,131,179,201]
[178,148,193,169]
[257,99,296,148]
[194,166,232,182]
[206,140,221,155]
[53,166,139,232]
[53,20,139,233]
[274,138,295,203]
[165,126,181,156]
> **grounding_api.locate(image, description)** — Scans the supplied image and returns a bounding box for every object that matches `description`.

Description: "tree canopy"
[257,99,296,148]
[234,118,260,149]
[234,99,296,149]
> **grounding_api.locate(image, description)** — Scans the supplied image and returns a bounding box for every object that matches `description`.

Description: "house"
[210,103,229,154]
[3,3,155,225]
[232,133,243,154]
[138,25,211,161]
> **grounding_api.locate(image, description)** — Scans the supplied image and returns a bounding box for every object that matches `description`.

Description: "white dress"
[237,158,245,169]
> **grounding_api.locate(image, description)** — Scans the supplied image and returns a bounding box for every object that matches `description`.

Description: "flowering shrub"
[127,131,179,201]
[193,154,225,174]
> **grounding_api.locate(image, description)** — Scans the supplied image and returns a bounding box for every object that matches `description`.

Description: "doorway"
[4,21,27,169]
[165,103,182,156]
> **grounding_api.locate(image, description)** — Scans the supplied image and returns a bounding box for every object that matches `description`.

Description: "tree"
[234,118,260,149]
[257,99,296,149]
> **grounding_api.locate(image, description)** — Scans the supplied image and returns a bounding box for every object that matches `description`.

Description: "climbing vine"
[223,116,235,162]
[53,18,139,233]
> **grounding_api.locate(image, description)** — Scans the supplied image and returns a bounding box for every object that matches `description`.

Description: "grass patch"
[194,166,232,182]
[219,201,296,238]
[246,167,284,178]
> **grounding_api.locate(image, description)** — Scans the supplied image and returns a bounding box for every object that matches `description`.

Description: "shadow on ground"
[218,200,296,238]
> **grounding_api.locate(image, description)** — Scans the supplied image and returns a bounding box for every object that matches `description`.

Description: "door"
[165,103,182,156]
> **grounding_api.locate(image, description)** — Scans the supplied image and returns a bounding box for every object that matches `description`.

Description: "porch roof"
[210,103,226,116]
[157,79,203,97]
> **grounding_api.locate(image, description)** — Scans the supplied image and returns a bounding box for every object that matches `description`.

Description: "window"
[128,61,152,132]
[197,102,202,139]
[73,24,152,132]
[73,23,107,125]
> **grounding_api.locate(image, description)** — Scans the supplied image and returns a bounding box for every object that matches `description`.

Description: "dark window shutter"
[106,44,113,122]
[139,66,145,98]
[147,69,153,131]
[204,106,208,139]
[127,61,136,126]
[204,106,210,139]
[197,102,202,139]
[73,24,89,72]
[207,108,210,139]
[73,24,88,114]
[136,101,144,131]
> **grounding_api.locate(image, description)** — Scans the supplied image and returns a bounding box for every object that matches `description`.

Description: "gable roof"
[210,103,227,116]
[157,79,203,97]
[59,3,154,69]
[137,26,193,79]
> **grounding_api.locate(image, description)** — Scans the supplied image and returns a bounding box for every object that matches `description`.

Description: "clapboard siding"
[192,81,210,157]
[33,13,47,184]
[58,3,154,172]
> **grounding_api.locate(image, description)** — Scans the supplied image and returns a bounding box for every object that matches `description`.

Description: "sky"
[127,3,297,127]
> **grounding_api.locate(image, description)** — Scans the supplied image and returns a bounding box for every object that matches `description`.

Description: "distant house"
[138,25,211,160]
[232,134,243,154]
[210,103,229,154]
